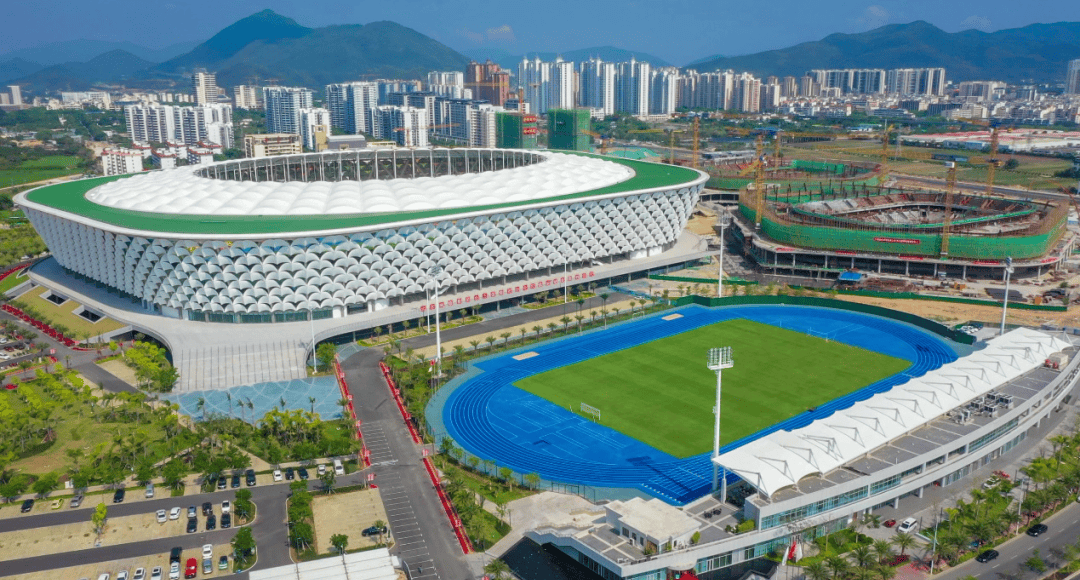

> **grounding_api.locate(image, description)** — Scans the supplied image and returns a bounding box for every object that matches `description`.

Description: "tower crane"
[738,136,768,229]
[627,128,682,164]
[941,161,957,258]
[878,124,893,186]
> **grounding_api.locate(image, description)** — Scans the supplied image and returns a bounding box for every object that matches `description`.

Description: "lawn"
[514,318,910,458]
[0,155,83,188]
[0,268,28,294]
[12,285,124,337]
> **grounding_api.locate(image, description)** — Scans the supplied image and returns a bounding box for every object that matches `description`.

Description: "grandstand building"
[526,326,1077,580]
[732,185,1073,281]
[15,149,706,323]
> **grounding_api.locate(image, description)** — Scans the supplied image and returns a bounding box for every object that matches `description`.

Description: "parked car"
[245,469,256,486]
[317,464,326,476]
[186,517,197,533]
[221,500,230,514]
[216,477,227,491]
[145,483,154,498]
[284,467,295,480]
[896,517,918,534]
[168,561,179,580]
[113,488,125,503]
[186,506,197,519]
[218,556,229,570]
[231,474,240,488]
[202,558,213,575]
[333,459,344,475]
[298,467,309,480]
[976,549,1000,563]
[70,495,84,508]
[205,514,216,530]
[20,499,33,513]
[116,570,129,580]
[362,524,388,537]
[184,558,197,579]
[883,519,896,528]
[202,544,214,559]
[149,567,162,580]
[170,547,182,564]
[221,513,232,529]
[273,469,282,482]
[169,507,181,520]
[97,573,111,580]
[201,502,213,516]
[1026,523,1048,537]
[156,509,167,524]
[132,568,145,580]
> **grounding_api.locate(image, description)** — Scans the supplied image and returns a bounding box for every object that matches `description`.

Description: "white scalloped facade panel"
[26,186,700,316]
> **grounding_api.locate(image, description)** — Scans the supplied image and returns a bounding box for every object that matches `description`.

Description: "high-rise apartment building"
[427,71,468,99]
[300,108,331,151]
[7,85,22,106]
[325,82,379,136]
[125,103,233,148]
[735,73,762,113]
[373,106,429,147]
[649,68,680,115]
[616,58,650,116]
[376,80,421,105]
[465,60,510,106]
[234,85,262,110]
[580,58,616,117]
[958,81,1006,101]
[191,70,220,105]
[262,87,314,134]
[1067,59,1080,95]
[695,71,735,110]
[519,57,574,114]
[885,68,946,96]
[809,69,886,95]
[101,148,143,176]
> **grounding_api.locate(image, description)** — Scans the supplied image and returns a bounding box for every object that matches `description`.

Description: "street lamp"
[1000,256,1014,336]
[428,265,444,380]
[707,346,734,498]
[716,208,730,298]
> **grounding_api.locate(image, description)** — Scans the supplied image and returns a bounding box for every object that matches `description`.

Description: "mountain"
[463,45,672,72]
[0,57,44,83]
[685,20,1080,83]
[0,39,198,66]
[10,50,155,92]
[156,10,470,87]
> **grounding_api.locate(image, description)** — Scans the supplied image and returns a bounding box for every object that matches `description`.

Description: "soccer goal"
[580,402,601,422]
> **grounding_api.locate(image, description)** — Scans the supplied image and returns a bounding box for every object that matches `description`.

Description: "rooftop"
[607,497,701,541]
[17,149,705,238]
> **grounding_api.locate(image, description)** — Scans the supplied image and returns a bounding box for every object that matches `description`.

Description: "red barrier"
[423,457,472,554]
[378,362,422,444]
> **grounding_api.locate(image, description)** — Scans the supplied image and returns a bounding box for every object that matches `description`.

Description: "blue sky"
[2,0,1077,64]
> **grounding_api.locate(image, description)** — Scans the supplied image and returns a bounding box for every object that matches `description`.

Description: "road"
[935,500,1080,580]
[896,174,1068,201]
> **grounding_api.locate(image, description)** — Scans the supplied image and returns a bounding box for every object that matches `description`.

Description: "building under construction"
[729,183,1073,281]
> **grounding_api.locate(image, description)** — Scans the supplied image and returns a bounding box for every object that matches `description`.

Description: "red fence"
[333,357,369,468]
[1,304,80,349]
[423,457,473,554]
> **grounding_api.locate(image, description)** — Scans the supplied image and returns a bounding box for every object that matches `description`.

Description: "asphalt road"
[936,500,1080,580]
[897,175,1068,201]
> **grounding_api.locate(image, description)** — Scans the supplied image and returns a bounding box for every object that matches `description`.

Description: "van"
[145,483,155,498]
[333,459,344,476]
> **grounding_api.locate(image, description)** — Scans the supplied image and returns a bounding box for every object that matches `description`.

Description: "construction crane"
[941,161,957,258]
[582,130,610,155]
[878,124,893,185]
[737,136,768,229]
[627,128,681,164]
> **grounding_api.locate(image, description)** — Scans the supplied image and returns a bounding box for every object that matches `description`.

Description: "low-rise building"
[244,133,302,158]
[101,147,142,176]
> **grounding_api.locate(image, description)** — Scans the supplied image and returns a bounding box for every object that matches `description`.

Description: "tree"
[330,533,349,555]
[316,343,337,370]
[320,469,336,494]
[373,519,386,544]
[892,532,916,556]
[524,472,540,489]
[32,473,58,497]
[499,467,514,491]
[469,339,480,353]
[500,332,511,347]
[196,397,206,421]
[91,502,108,535]
[232,526,256,566]
[803,561,829,580]
[485,336,497,352]
[483,558,511,580]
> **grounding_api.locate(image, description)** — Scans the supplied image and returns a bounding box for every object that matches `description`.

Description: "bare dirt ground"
[0,544,234,580]
[312,487,388,554]
[0,511,191,562]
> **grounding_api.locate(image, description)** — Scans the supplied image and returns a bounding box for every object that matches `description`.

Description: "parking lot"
[0,543,235,580]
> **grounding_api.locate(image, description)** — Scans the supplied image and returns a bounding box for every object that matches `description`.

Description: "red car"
[883,519,897,528]
[184,558,197,579]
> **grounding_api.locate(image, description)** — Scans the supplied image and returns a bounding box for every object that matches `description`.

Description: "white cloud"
[855,5,891,30]
[485,24,516,42]
[960,15,993,32]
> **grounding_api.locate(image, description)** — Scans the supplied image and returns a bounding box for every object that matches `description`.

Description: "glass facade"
[760,486,868,530]
[969,418,1019,453]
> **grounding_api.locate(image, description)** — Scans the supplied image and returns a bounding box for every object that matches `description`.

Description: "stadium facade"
[526,326,1077,580]
[15,149,706,323]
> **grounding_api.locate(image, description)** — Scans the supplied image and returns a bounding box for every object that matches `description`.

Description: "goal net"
[580,402,601,422]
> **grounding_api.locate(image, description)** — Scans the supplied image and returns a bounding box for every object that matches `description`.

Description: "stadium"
[733,183,1072,281]
[431,299,1078,580]
[13,149,707,323]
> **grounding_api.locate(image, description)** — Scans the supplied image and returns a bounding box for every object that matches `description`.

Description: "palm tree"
[469,339,480,353]
[546,322,557,335]
[309,396,316,414]
[589,310,597,324]
[851,544,875,568]
[483,558,510,580]
[803,560,829,580]
[196,397,206,422]
[575,314,584,331]
[246,399,255,424]
[892,532,916,556]
[599,293,610,316]
[824,555,850,579]
[560,316,571,333]
[531,325,542,340]
[612,307,620,320]
[485,336,497,352]
[500,332,511,347]
[225,392,233,418]
[453,344,465,361]
[518,328,527,344]
[872,539,894,563]
[600,309,609,327]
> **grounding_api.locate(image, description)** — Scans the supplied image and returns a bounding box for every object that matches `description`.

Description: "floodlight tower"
[708,346,734,498]
[999,256,1014,336]
[428,265,444,379]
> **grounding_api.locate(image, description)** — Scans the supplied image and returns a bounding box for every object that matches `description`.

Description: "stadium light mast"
[999,256,1014,336]
[708,346,734,498]
[717,209,730,298]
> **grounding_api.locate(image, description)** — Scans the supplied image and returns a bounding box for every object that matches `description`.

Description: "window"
[870,474,901,496]
[969,418,1019,453]
[696,552,733,574]
[760,486,868,530]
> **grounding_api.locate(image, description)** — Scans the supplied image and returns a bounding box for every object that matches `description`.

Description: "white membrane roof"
[86,151,634,216]
[716,327,1070,498]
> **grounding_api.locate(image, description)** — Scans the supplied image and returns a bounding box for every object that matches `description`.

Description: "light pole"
[1000,256,1014,336]
[717,208,730,298]
[428,265,443,380]
[707,346,734,498]
[309,309,317,373]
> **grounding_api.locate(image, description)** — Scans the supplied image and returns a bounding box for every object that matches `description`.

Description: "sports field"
[514,318,909,458]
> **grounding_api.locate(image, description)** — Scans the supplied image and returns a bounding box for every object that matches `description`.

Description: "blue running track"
[441,305,958,504]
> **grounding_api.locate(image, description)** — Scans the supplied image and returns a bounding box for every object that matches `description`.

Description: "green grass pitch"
[513,318,910,458]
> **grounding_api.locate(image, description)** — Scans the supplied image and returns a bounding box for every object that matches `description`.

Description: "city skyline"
[2,0,1078,67]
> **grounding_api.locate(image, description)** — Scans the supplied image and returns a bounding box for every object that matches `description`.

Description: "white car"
[0,353,9,360]
[221,500,230,514]
[132,568,145,580]
[202,544,214,559]
[317,464,326,476]
[273,469,282,482]
[169,506,181,520]
[117,571,128,580]
[896,517,918,534]
[150,567,162,580]
[156,509,167,523]
[168,561,180,580]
